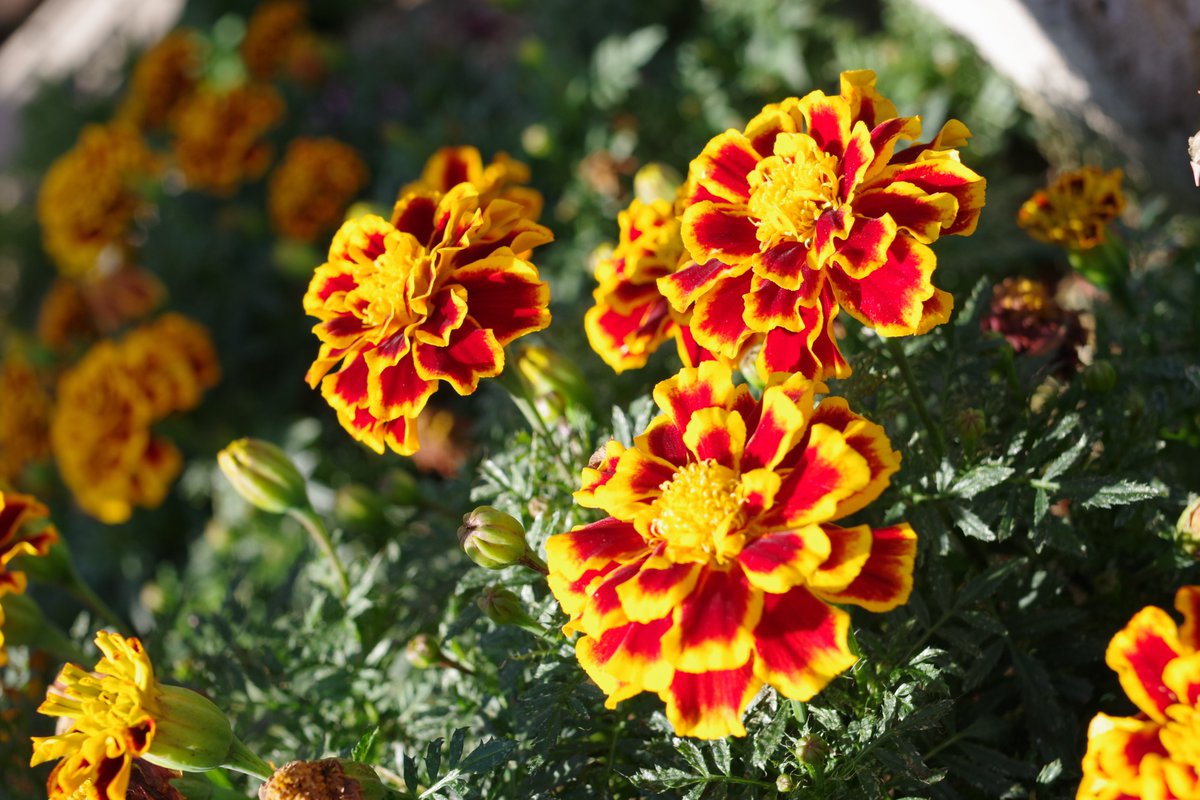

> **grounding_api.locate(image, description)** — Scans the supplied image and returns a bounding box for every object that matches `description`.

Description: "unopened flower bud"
[142,685,235,773]
[477,586,541,632]
[405,634,443,670]
[775,773,795,793]
[513,344,593,422]
[258,758,388,800]
[1177,495,1200,557]
[633,162,682,205]
[1082,360,1117,393]
[954,408,986,443]
[795,735,827,766]
[458,507,530,570]
[217,439,309,514]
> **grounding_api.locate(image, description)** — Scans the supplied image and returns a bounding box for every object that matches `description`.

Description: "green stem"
[288,507,351,599]
[221,736,273,781]
[518,552,549,576]
[886,338,945,460]
[66,570,130,634]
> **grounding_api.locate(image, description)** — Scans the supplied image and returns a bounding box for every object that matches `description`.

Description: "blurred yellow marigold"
[304,181,552,455]
[38,124,161,279]
[116,29,203,130]
[0,492,59,667]
[269,137,369,243]
[0,354,52,482]
[1018,167,1125,251]
[51,314,219,523]
[401,145,544,222]
[170,83,284,196]
[242,0,322,83]
[39,267,167,353]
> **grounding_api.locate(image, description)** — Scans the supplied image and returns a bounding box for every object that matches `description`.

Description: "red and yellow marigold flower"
[585,197,713,373]
[305,183,552,455]
[116,29,202,130]
[401,146,544,223]
[0,492,59,666]
[268,137,369,243]
[0,354,52,483]
[662,69,985,380]
[38,124,162,279]
[50,315,219,523]
[1018,167,1125,252]
[546,361,917,738]
[1078,586,1200,799]
[170,83,284,196]
[32,631,239,800]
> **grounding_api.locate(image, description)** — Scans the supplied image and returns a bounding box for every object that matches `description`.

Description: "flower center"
[648,459,747,563]
[747,135,840,250]
[353,245,428,330]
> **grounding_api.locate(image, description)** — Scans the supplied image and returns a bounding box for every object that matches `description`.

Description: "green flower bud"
[405,633,443,670]
[258,758,389,800]
[954,408,986,443]
[458,506,530,570]
[795,735,827,766]
[1176,495,1200,558]
[633,162,682,204]
[1082,360,1117,393]
[217,438,309,514]
[512,344,593,422]
[143,684,236,773]
[775,773,795,793]
[477,586,542,633]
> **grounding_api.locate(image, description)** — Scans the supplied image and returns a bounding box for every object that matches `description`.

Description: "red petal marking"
[1106,606,1184,721]
[382,415,420,455]
[1163,653,1200,707]
[854,184,959,244]
[673,567,763,672]
[636,416,689,467]
[673,323,719,368]
[690,271,754,357]
[315,314,371,346]
[371,353,435,418]
[416,286,469,346]
[832,215,897,280]
[745,280,803,334]
[585,296,675,373]
[799,92,850,157]
[839,120,873,202]
[812,524,916,611]
[594,448,678,515]
[617,560,702,623]
[0,494,40,542]
[738,528,831,594]
[576,441,624,504]
[828,234,936,335]
[682,202,761,264]
[807,524,873,593]
[436,148,476,188]
[1177,586,1200,651]
[839,70,899,131]
[546,517,646,582]
[745,99,802,160]
[809,397,901,517]
[658,257,743,313]
[663,661,759,739]
[682,408,745,469]
[752,585,856,700]
[868,157,986,237]
[412,324,503,394]
[866,116,921,174]
[579,616,676,695]
[311,270,358,305]
[453,257,550,345]
[690,130,760,203]
[652,361,736,431]
[763,424,870,528]
[581,559,644,637]
[741,385,806,472]
[392,193,439,245]
[552,561,618,627]
[811,207,852,271]
[756,241,812,293]
[323,353,370,410]
[915,288,954,335]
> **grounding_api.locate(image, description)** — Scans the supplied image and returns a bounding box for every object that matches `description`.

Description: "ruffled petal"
[652,362,737,431]
[577,616,677,702]
[831,214,898,280]
[453,255,551,345]
[810,524,916,612]
[740,383,809,472]
[752,585,856,700]
[658,258,746,314]
[412,322,504,395]
[809,397,901,517]
[762,423,871,528]
[682,408,746,470]
[1079,713,1169,800]
[682,202,761,265]
[828,234,937,336]
[617,557,702,623]
[661,661,761,739]
[669,567,763,673]
[689,271,755,357]
[688,130,760,203]
[737,526,831,594]
[1106,606,1184,722]
[545,517,647,585]
[853,183,960,244]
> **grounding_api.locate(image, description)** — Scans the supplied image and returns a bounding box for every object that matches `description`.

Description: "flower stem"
[287,507,351,599]
[65,569,130,634]
[221,736,273,781]
[886,338,945,460]
[518,552,549,576]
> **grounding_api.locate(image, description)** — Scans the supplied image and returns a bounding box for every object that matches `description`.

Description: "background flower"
[170,84,284,196]
[0,492,58,667]
[1018,167,1125,251]
[268,137,369,243]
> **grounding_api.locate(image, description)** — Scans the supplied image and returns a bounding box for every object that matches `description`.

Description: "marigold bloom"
[51,315,218,523]
[268,137,369,242]
[32,631,235,800]
[116,30,202,130]
[0,355,52,482]
[585,198,704,373]
[304,183,552,455]
[1018,167,1125,251]
[38,125,161,279]
[401,146,544,222]
[662,69,985,380]
[981,276,1088,372]
[546,361,917,738]
[0,492,59,666]
[170,83,284,196]
[1078,586,1200,799]
[241,0,319,82]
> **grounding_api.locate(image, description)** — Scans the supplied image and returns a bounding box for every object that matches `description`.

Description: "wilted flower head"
[661,69,985,380]
[51,314,219,523]
[269,137,369,242]
[0,492,59,666]
[0,353,51,482]
[258,758,388,800]
[1078,586,1200,799]
[116,30,203,130]
[981,276,1088,371]
[401,145,544,222]
[38,124,161,279]
[32,632,236,800]
[547,362,916,738]
[1018,167,1125,251]
[170,83,284,196]
[304,174,552,456]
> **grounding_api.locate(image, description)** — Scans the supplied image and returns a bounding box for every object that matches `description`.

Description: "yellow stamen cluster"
[648,459,748,563]
[748,136,840,249]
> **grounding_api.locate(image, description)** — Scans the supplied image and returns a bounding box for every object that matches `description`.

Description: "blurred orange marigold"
[0,354,52,483]
[116,29,203,130]
[268,137,369,243]
[1018,167,1125,251]
[170,83,284,196]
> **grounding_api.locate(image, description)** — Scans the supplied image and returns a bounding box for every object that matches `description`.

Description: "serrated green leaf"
[351,726,378,763]
[447,727,467,770]
[709,738,731,775]
[950,505,996,541]
[751,705,789,769]
[424,737,443,783]
[1042,434,1088,482]
[1068,478,1168,509]
[402,753,419,795]
[458,738,517,774]
[959,558,1025,607]
[675,738,708,775]
[949,463,1015,499]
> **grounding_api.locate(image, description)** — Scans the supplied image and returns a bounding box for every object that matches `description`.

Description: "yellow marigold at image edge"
[0,491,59,666]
